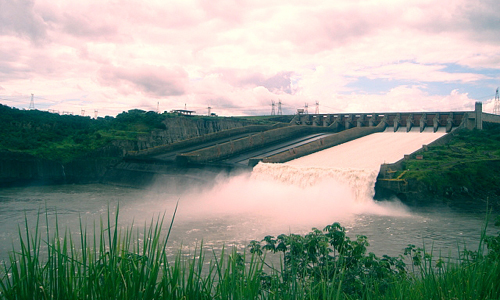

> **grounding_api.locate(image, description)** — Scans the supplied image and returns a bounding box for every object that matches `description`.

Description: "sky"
[0,0,499,117]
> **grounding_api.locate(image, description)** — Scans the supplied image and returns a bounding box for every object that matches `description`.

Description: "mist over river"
[0,129,494,262]
[0,174,492,263]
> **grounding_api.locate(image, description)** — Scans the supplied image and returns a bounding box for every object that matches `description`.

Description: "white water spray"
[162,127,447,232]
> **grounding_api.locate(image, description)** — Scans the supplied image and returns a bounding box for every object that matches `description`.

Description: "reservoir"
[0,128,492,262]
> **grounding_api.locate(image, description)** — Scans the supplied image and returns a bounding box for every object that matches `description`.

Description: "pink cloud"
[60,14,118,38]
[1,0,498,116]
[98,65,189,98]
[216,69,295,94]
[0,0,47,42]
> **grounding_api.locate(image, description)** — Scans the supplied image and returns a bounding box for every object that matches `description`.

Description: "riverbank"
[376,124,500,211]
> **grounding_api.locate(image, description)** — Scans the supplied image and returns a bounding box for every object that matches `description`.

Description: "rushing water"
[0,128,493,262]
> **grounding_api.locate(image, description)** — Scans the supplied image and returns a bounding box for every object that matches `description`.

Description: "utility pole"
[277,100,282,115]
[29,94,35,110]
[494,88,500,115]
[315,101,319,114]
[271,100,276,115]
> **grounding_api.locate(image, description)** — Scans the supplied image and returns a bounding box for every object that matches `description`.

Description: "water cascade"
[252,127,447,204]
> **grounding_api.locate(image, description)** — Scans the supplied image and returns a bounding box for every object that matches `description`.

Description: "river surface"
[0,128,494,262]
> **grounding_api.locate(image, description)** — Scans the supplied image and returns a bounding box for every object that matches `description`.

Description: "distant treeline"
[0,105,288,163]
[0,105,171,162]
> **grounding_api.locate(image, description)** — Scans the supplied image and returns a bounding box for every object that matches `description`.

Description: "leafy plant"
[248,222,407,297]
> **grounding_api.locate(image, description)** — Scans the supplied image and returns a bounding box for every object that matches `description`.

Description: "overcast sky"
[1,0,499,117]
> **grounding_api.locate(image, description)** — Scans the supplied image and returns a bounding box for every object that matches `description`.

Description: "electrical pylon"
[271,100,276,115]
[277,100,282,115]
[29,94,35,110]
[494,88,500,115]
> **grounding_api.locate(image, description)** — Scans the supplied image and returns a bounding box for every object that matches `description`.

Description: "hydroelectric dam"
[103,103,500,203]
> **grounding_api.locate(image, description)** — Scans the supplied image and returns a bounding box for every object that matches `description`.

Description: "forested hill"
[0,105,170,162]
[0,104,285,163]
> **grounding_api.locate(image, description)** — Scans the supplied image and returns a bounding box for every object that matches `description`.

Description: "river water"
[0,128,493,262]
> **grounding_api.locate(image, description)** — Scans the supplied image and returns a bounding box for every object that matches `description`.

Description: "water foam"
[251,164,378,202]
[245,128,447,219]
[140,128,445,232]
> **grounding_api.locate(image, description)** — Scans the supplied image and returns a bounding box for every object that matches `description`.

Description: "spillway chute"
[251,129,447,205]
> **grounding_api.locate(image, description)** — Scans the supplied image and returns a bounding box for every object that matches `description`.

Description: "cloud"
[349,62,488,83]
[456,0,500,44]
[335,85,476,113]
[1,0,499,116]
[0,0,47,42]
[60,14,118,39]
[231,70,295,94]
[98,65,189,98]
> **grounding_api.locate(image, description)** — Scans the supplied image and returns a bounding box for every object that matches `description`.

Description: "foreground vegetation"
[1,208,499,299]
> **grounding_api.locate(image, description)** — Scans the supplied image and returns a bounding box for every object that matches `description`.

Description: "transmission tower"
[81,109,85,116]
[304,103,309,114]
[315,101,319,114]
[271,100,276,115]
[29,94,35,110]
[207,106,211,116]
[94,110,98,118]
[494,88,500,115]
[157,102,160,114]
[277,99,282,115]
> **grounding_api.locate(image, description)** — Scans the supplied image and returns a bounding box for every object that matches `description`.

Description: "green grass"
[399,126,500,201]
[1,208,499,300]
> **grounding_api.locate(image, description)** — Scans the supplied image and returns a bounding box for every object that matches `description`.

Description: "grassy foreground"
[1,208,499,300]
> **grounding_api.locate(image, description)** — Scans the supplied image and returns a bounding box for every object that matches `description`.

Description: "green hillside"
[400,124,500,206]
[0,104,280,163]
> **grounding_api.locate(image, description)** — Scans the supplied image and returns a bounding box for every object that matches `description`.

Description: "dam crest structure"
[105,102,500,195]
